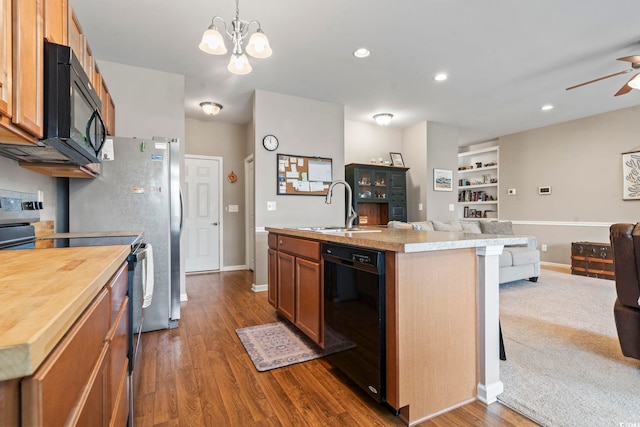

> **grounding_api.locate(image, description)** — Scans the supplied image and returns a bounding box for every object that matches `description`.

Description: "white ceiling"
[70,0,640,146]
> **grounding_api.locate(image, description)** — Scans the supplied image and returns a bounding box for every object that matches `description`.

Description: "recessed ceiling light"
[540,104,554,111]
[434,73,448,82]
[353,48,371,58]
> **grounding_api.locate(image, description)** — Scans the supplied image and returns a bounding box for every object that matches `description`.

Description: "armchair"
[609,223,640,360]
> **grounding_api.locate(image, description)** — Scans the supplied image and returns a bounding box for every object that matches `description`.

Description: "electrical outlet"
[418,203,423,211]
[448,203,455,211]
[541,244,548,252]
[267,201,276,211]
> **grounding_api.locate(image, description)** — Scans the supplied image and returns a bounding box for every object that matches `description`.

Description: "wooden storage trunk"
[571,242,615,280]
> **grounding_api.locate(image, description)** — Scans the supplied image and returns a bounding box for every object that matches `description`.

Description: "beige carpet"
[498,269,640,426]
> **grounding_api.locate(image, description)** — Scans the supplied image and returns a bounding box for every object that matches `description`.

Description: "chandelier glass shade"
[199,0,272,75]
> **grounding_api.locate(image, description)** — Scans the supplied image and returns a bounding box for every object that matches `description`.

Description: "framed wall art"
[433,168,453,192]
[389,152,405,167]
[622,150,640,200]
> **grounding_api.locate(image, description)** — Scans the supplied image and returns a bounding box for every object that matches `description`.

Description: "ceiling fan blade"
[566,69,632,91]
[614,72,640,96]
[617,55,640,64]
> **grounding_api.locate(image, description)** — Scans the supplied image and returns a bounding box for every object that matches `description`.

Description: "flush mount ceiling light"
[373,113,393,126]
[199,0,272,75]
[353,47,371,58]
[434,73,448,81]
[540,104,554,111]
[200,102,223,115]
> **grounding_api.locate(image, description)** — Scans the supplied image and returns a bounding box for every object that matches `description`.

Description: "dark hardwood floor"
[134,270,538,426]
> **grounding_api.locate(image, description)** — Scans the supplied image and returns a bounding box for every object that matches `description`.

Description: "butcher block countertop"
[266,226,529,252]
[0,245,130,381]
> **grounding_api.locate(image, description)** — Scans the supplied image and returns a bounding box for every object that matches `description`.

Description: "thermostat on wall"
[539,186,552,195]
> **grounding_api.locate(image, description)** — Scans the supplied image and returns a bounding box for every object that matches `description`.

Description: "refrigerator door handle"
[179,187,185,235]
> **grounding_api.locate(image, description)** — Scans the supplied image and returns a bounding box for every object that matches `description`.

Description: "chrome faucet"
[326,180,358,229]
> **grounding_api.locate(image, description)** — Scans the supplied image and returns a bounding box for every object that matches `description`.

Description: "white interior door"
[245,155,255,270]
[184,155,221,272]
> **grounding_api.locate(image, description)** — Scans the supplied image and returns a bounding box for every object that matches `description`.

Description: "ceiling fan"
[566,55,640,96]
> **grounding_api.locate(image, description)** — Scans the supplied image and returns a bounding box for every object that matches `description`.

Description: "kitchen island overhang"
[266,226,528,426]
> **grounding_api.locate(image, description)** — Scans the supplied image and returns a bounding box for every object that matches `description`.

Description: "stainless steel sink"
[294,226,381,233]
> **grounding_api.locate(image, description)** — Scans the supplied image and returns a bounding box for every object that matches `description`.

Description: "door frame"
[185,154,224,272]
[244,154,255,271]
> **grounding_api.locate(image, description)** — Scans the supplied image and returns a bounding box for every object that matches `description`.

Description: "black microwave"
[42,41,105,165]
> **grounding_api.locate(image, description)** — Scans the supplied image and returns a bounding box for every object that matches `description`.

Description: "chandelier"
[199,0,272,75]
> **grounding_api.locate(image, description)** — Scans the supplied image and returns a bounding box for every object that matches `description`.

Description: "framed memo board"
[277,153,333,195]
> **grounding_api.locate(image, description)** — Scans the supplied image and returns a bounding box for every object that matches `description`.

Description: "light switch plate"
[228,204,239,212]
[267,201,276,211]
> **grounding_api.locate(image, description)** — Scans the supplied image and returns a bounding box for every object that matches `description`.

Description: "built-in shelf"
[458,200,498,205]
[458,165,498,175]
[458,183,498,190]
[458,145,499,219]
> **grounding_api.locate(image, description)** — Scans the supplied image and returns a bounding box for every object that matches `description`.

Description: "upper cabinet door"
[0,0,12,117]
[43,0,67,45]
[68,8,84,63]
[12,0,43,138]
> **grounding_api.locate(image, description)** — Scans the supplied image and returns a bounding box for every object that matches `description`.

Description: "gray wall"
[403,121,428,221]
[500,104,640,264]
[252,90,345,286]
[426,122,459,221]
[0,157,59,224]
[344,120,403,164]
[185,118,248,268]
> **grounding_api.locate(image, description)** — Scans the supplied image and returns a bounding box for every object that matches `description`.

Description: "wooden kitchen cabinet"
[0,0,12,118]
[43,0,67,45]
[68,8,84,65]
[0,0,43,145]
[268,233,323,345]
[18,261,130,427]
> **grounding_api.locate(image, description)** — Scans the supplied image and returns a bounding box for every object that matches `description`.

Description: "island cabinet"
[268,233,323,345]
[384,249,479,424]
[14,261,129,427]
[345,163,409,226]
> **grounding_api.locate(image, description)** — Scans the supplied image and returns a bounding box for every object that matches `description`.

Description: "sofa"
[387,219,540,284]
[609,223,640,360]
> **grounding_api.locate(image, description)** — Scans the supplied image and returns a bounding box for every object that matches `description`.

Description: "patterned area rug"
[236,321,355,372]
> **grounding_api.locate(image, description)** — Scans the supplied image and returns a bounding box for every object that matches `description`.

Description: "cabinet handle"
[279,240,283,245]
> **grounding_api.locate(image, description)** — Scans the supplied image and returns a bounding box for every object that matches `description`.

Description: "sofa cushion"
[461,220,482,234]
[432,220,463,232]
[411,221,434,231]
[479,220,514,235]
[499,251,513,267]
[387,220,413,229]
[505,246,540,266]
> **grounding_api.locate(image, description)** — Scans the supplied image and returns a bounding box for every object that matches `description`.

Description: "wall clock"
[263,134,279,151]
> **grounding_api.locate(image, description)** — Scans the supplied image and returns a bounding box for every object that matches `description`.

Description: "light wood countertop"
[266,226,529,252]
[0,245,130,381]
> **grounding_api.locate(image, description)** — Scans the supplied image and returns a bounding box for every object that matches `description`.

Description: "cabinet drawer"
[22,288,110,427]
[277,235,320,261]
[73,343,109,427]
[109,262,128,324]
[268,233,278,249]
[109,357,129,427]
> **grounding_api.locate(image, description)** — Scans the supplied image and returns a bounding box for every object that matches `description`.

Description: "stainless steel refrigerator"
[69,136,182,332]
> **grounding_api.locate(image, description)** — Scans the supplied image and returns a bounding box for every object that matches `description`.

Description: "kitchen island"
[266,226,528,426]
[0,245,130,426]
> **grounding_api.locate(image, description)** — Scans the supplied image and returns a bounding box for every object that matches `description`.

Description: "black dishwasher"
[323,242,386,403]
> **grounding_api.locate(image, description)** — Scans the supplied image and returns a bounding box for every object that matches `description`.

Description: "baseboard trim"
[512,220,612,228]
[221,265,248,271]
[541,261,571,273]
[252,284,268,293]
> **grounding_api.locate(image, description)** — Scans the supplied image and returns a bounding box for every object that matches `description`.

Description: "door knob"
[211,222,218,226]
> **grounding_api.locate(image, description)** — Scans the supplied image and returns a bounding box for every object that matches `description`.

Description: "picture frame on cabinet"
[433,168,453,192]
[390,152,405,167]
